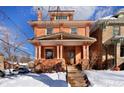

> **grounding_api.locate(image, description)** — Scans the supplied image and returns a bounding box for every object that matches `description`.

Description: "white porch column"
[82,45,86,59]
[57,45,60,59]
[86,45,89,59]
[116,42,121,66]
[39,46,41,59]
[60,45,63,59]
[35,46,38,59]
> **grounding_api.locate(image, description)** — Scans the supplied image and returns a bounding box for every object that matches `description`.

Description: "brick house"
[28,8,96,71]
[90,9,124,70]
[0,53,4,70]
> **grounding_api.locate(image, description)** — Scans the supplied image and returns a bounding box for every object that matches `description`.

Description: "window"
[56,16,67,20]
[47,28,53,35]
[121,45,124,57]
[113,26,120,36]
[71,28,77,34]
[45,49,54,59]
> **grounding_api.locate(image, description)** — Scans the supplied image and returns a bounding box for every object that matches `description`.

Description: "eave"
[28,20,94,28]
[28,32,96,46]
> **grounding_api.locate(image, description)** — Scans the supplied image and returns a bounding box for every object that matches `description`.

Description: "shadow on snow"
[26,73,68,87]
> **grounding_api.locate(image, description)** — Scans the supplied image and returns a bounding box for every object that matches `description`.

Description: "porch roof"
[28,32,96,46]
[103,35,124,45]
[35,32,96,40]
[29,39,96,46]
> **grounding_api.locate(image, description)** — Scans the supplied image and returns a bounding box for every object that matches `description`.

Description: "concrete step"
[67,66,88,87]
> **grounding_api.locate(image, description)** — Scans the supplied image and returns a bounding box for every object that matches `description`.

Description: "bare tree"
[0,26,29,74]
[88,52,100,70]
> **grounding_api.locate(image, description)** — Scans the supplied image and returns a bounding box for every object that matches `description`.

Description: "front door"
[67,50,75,65]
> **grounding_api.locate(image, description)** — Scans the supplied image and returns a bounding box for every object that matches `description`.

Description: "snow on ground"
[0,72,70,87]
[85,70,124,87]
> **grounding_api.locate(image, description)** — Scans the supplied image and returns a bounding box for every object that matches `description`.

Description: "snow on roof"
[7,61,17,65]
[29,61,34,63]
[19,63,28,66]
[99,15,117,20]
[112,35,124,40]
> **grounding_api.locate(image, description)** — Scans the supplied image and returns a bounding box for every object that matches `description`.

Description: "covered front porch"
[29,32,96,69]
[35,45,89,65]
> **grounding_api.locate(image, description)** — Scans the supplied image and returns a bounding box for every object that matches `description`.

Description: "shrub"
[34,59,66,73]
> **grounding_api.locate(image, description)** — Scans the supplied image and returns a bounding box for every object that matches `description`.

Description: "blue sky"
[0,6,124,58]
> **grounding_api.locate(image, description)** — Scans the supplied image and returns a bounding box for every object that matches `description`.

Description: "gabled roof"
[34,32,96,41]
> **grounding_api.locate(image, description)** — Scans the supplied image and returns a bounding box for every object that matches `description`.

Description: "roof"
[28,20,93,27]
[91,17,124,33]
[104,35,124,45]
[113,8,124,17]
[48,10,75,12]
[100,15,117,20]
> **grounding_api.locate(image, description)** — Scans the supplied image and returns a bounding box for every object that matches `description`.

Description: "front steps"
[67,65,90,87]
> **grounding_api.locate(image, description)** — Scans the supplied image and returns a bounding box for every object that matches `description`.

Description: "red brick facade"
[28,9,96,71]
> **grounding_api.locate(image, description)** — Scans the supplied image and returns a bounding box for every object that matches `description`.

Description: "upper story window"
[47,28,53,35]
[113,26,120,36]
[71,28,77,34]
[56,16,67,20]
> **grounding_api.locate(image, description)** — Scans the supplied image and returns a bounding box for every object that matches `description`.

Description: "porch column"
[82,45,86,59]
[35,46,38,59]
[60,45,63,59]
[116,42,121,66]
[86,45,89,59]
[57,45,60,59]
[39,46,41,59]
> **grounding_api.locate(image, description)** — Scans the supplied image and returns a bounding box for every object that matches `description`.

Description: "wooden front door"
[64,47,75,65]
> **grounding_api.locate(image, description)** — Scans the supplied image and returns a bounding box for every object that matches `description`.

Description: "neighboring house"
[4,61,18,69]
[90,9,124,70]
[28,8,96,70]
[0,53,4,70]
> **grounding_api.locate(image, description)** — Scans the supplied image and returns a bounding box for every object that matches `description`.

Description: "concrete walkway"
[67,65,90,87]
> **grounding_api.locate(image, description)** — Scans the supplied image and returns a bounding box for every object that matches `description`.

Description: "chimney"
[37,8,42,21]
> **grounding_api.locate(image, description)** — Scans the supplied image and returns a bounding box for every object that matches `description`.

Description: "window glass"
[113,26,120,36]
[121,45,124,57]
[47,28,53,35]
[45,49,54,59]
[71,28,77,34]
[56,16,67,20]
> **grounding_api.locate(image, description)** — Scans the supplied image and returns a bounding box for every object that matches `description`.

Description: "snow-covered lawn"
[85,70,124,87]
[0,72,70,87]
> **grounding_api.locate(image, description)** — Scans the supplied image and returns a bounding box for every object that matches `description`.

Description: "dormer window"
[56,16,67,20]
[47,28,53,35]
[71,28,77,34]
